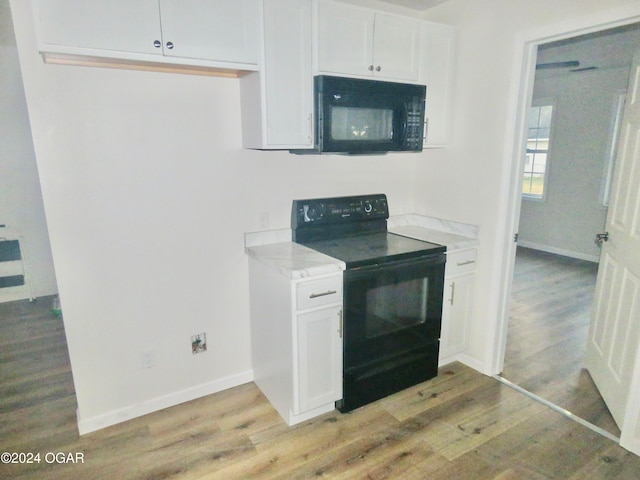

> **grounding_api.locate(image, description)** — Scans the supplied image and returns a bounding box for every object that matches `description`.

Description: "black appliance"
[292,194,445,412]
[291,76,426,155]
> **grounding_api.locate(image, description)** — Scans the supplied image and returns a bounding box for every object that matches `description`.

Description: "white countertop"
[245,214,478,278]
[245,238,345,280]
[388,214,479,252]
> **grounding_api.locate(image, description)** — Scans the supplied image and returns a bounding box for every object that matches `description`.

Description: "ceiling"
[536,23,640,77]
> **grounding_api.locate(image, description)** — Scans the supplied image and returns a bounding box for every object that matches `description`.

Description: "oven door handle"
[345,253,446,278]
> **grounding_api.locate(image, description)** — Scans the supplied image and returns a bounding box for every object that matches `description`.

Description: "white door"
[586,49,640,430]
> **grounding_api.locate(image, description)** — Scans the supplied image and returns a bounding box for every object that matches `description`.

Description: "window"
[523,104,554,199]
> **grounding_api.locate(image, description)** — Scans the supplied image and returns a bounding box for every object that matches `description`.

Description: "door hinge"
[514,233,519,243]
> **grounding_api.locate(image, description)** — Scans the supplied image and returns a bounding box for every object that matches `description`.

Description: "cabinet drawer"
[296,276,342,310]
[446,249,477,277]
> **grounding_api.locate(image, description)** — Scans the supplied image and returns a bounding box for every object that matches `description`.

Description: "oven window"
[330,106,394,141]
[365,277,428,338]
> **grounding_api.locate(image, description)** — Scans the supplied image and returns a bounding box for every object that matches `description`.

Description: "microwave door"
[325,103,401,154]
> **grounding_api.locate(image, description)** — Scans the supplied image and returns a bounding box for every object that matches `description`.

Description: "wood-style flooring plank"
[2,294,640,479]
[501,247,620,437]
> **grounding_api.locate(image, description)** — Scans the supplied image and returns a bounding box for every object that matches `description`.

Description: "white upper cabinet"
[240,0,314,149]
[32,0,260,68]
[316,1,374,78]
[33,0,162,55]
[315,0,421,82]
[371,13,421,81]
[158,0,258,64]
[420,21,455,147]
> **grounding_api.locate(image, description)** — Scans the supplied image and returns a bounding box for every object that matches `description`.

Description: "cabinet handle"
[375,66,381,72]
[449,282,455,305]
[309,290,337,299]
[153,40,162,48]
[166,41,174,50]
[338,310,343,338]
[368,65,374,71]
[456,260,476,267]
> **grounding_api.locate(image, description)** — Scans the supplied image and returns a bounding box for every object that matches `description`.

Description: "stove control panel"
[292,194,388,227]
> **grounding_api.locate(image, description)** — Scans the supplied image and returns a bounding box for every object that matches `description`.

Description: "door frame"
[488,4,640,453]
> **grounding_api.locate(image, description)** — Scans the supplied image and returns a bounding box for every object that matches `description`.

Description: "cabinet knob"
[166,41,174,50]
[153,40,161,48]
[375,66,382,72]
[368,65,374,71]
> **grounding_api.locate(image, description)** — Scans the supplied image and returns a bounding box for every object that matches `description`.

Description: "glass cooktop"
[298,232,445,269]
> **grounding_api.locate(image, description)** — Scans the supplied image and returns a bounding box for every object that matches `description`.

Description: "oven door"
[339,253,445,411]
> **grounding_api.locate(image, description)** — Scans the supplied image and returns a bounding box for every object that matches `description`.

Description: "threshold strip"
[493,375,620,443]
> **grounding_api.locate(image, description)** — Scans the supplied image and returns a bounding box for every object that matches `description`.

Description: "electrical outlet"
[191,333,207,354]
[141,350,155,369]
[256,212,269,230]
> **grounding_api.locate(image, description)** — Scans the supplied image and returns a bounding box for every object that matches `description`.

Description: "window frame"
[600,91,626,207]
[522,98,556,202]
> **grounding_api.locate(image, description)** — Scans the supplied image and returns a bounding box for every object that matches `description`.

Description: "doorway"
[499,24,640,439]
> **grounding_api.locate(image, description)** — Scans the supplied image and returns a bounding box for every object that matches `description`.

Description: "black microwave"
[292,75,426,155]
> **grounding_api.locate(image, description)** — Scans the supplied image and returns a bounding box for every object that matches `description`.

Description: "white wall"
[417,0,640,369]
[0,0,57,301]
[519,66,630,261]
[10,0,423,433]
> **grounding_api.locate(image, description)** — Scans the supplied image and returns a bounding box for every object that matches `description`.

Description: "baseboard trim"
[517,240,600,263]
[439,352,486,374]
[77,369,254,435]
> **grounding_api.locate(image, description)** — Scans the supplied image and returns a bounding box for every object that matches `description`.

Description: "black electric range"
[292,194,446,412]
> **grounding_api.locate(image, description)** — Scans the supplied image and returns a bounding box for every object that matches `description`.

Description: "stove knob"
[304,203,324,221]
[364,201,373,214]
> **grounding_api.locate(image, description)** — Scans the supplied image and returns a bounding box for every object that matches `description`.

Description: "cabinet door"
[264,0,313,147]
[33,0,162,55]
[158,0,259,64]
[421,22,455,146]
[316,0,374,77]
[372,13,421,81]
[296,306,343,413]
[440,272,474,361]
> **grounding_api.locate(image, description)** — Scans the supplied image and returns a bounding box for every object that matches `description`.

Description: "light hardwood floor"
[2,293,640,479]
[501,247,620,437]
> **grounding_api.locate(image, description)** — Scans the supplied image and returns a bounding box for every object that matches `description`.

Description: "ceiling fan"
[535,61,580,70]
[535,60,598,73]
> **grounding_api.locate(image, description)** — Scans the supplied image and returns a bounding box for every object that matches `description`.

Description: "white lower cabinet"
[296,306,342,413]
[439,248,476,363]
[248,258,342,425]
